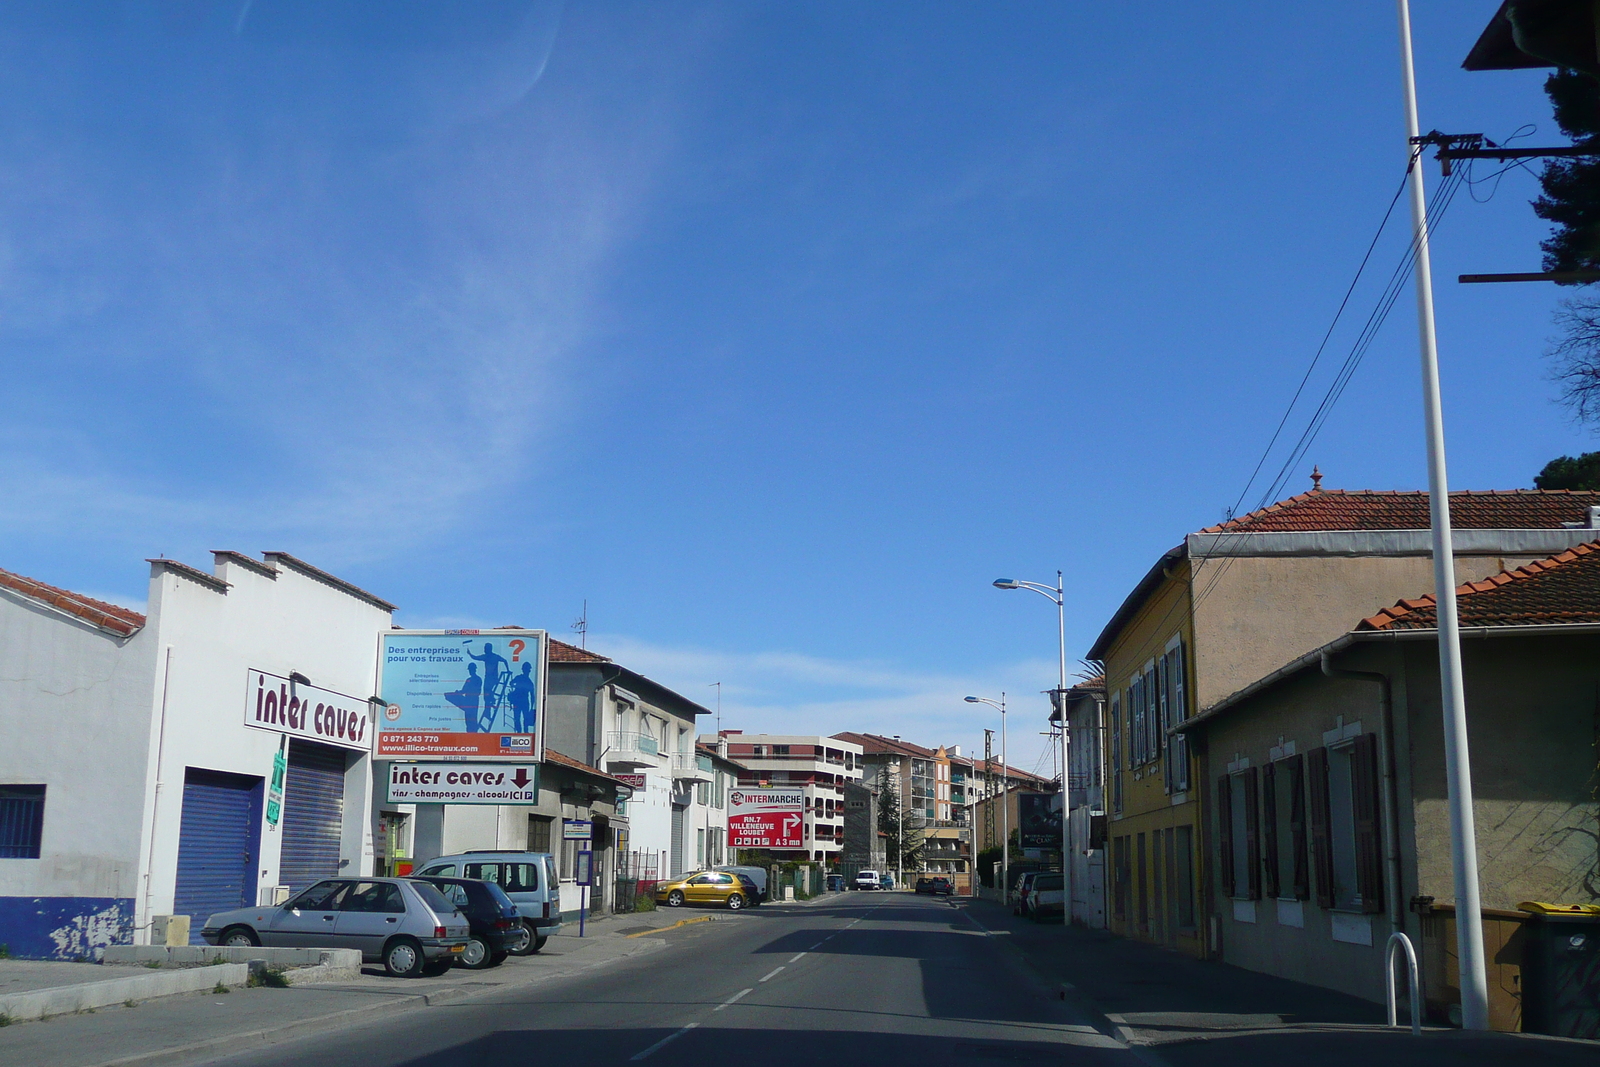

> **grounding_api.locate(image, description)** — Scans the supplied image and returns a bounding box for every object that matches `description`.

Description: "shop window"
[527,815,553,854]
[0,785,46,859]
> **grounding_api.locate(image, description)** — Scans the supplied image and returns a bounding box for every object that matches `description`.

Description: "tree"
[1536,71,1600,423]
[876,768,922,874]
[1534,451,1600,490]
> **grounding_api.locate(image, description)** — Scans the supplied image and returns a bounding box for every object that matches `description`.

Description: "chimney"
[949,745,961,757]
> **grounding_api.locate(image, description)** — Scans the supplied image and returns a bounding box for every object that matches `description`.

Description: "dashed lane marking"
[758,966,785,983]
[788,952,807,963]
[713,988,753,1012]
[629,1023,698,1061]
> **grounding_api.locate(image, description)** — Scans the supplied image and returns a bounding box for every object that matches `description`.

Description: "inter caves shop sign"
[245,669,372,752]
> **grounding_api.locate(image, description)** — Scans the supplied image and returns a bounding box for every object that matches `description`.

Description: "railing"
[1385,932,1421,1036]
[606,731,660,757]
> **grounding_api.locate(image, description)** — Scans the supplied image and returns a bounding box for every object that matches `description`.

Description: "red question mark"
[509,639,526,662]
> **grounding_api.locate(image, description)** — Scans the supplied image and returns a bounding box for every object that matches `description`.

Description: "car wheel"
[726,893,745,910]
[531,935,548,953]
[459,936,492,970]
[666,890,685,908]
[422,959,453,977]
[219,926,260,948]
[383,937,425,978]
[505,921,538,956]
[489,951,508,966]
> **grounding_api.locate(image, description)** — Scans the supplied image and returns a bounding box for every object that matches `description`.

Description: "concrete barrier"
[0,963,250,1023]
[102,946,361,971]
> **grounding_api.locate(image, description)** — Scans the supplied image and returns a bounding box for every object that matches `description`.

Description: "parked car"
[826,873,846,892]
[200,877,470,978]
[414,851,560,954]
[413,876,524,969]
[853,869,881,891]
[715,864,769,904]
[1026,872,1064,921]
[655,870,752,909]
[1011,871,1040,915]
[915,876,953,896]
[882,873,895,890]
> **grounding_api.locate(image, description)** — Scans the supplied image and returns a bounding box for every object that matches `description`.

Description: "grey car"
[200,877,471,977]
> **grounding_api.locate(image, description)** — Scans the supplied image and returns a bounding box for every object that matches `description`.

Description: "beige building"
[1185,541,1600,1030]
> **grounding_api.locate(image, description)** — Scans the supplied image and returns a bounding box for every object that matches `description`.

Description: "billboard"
[245,669,373,752]
[727,788,804,849]
[386,762,539,804]
[378,630,546,760]
[1017,792,1062,849]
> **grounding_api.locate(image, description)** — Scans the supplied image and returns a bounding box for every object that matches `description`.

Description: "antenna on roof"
[571,600,587,650]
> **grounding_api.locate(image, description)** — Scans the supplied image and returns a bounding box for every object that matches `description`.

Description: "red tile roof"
[543,748,625,784]
[0,566,145,637]
[548,638,612,663]
[1203,489,1600,533]
[1358,540,1600,631]
[831,731,939,758]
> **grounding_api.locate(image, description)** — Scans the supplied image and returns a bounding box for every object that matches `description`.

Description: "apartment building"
[701,732,864,862]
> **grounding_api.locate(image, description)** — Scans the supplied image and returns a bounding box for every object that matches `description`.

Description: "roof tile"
[1202,489,1600,534]
[0,566,145,637]
[1357,540,1600,630]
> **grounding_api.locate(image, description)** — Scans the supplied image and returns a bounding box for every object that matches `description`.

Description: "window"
[0,785,46,858]
[1216,768,1260,900]
[697,828,706,867]
[1173,825,1196,928]
[1136,833,1149,931]
[343,881,405,913]
[1263,756,1309,900]
[1110,695,1123,814]
[1162,640,1189,793]
[436,883,472,910]
[527,816,552,853]
[1309,737,1383,913]
[1130,677,1145,766]
[696,780,710,805]
[290,881,348,911]
[773,745,790,756]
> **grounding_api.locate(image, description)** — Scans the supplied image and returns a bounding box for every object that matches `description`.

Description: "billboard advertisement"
[727,788,804,849]
[386,762,539,804]
[1017,792,1062,849]
[245,669,373,752]
[378,630,546,760]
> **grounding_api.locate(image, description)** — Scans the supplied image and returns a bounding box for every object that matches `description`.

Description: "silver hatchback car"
[200,877,471,977]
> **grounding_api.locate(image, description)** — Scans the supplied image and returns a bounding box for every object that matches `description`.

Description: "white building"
[703,733,863,862]
[0,553,392,957]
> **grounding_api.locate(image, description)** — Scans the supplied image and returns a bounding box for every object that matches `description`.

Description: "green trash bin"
[1518,901,1600,1039]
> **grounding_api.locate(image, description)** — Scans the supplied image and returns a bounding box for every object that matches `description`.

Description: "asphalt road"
[198,891,1131,1067]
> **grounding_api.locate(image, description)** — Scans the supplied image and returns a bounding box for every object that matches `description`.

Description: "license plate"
[448,944,465,953]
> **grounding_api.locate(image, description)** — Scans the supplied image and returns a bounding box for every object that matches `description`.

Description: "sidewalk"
[950,897,1598,1066]
[0,905,696,1067]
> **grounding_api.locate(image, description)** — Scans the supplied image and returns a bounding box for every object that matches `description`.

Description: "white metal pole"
[1056,572,1071,923]
[1395,0,1489,1031]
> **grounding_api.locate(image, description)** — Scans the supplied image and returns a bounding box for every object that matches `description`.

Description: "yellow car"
[654,870,752,910]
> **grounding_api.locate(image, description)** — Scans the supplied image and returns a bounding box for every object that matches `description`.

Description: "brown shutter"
[1287,754,1309,901]
[1242,766,1261,900]
[1216,775,1235,898]
[1307,747,1335,909]
[1261,762,1280,900]
[1352,733,1385,915]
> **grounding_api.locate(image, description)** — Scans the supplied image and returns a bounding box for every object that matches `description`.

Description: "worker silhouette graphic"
[467,642,509,729]
[508,662,536,734]
[446,663,484,732]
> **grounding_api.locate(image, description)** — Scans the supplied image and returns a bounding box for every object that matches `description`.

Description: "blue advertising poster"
[378,630,546,760]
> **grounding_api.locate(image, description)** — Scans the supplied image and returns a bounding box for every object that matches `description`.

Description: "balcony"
[671,751,713,783]
[605,732,665,770]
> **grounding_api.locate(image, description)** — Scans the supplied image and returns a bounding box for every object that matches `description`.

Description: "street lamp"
[965,694,1007,901]
[993,572,1072,921]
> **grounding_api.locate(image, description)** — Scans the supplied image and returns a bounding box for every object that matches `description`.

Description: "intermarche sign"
[727,787,804,849]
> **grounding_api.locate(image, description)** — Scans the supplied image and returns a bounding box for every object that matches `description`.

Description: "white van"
[415,851,562,953]
[853,869,881,891]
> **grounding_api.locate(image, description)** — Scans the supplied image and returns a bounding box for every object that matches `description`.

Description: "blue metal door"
[280,741,347,894]
[173,769,262,944]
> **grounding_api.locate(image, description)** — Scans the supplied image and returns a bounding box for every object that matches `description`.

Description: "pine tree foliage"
[1537,71,1600,424]
[1534,450,1600,490]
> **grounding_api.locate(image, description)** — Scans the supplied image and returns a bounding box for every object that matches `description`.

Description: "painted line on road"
[713,988,753,1012]
[624,915,716,938]
[758,966,785,983]
[630,1023,698,1061]
[788,952,807,963]
[808,942,824,950]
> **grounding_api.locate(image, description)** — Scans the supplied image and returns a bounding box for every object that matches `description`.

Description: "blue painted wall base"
[0,897,135,960]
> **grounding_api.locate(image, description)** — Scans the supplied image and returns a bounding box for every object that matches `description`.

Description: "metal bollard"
[1385,932,1422,1036]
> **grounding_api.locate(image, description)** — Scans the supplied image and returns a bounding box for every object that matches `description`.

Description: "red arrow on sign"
[511,768,532,788]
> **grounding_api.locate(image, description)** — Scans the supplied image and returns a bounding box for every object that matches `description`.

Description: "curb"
[0,964,251,1024]
[623,915,717,938]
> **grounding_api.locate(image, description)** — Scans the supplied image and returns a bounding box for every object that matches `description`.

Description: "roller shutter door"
[280,740,347,894]
[173,769,261,944]
[670,806,685,878]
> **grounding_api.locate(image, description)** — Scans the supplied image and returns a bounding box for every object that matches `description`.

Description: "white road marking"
[630,1023,698,1061]
[788,952,807,963]
[808,943,823,950]
[758,966,785,983]
[713,988,753,1011]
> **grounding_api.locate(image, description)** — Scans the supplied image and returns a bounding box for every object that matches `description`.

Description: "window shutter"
[1148,668,1162,758]
[1216,775,1235,899]
[1172,641,1187,723]
[1307,748,1335,909]
[1261,762,1280,900]
[1286,754,1308,900]
[1242,767,1261,900]
[1131,680,1144,765]
[1352,733,1384,915]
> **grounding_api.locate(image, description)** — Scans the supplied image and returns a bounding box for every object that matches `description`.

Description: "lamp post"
[993,573,1071,921]
[966,694,1007,901]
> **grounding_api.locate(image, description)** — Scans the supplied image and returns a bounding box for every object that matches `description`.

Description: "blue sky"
[0,2,1586,776]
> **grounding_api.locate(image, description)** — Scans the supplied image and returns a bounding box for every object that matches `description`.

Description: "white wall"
[0,586,157,930]
[136,556,390,934]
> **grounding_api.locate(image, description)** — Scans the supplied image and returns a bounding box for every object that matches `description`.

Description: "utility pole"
[1396,0,1488,1031]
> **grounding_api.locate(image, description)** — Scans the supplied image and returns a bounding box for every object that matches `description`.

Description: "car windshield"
[483,882,517,910]
[1035,875,1063,890]
[406,880,458,916]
